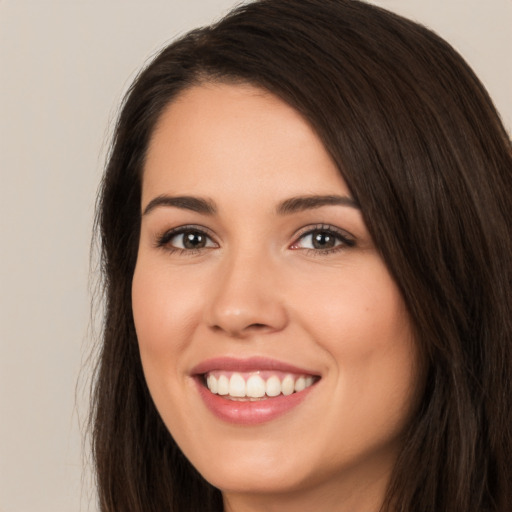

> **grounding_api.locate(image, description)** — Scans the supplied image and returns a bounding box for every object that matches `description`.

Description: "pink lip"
[191,356,320,425]
[191,356,318,375]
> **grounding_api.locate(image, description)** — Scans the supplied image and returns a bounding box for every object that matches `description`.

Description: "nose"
[205,251,288,339]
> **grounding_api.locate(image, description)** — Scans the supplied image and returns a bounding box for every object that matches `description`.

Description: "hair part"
[92,1,512,511]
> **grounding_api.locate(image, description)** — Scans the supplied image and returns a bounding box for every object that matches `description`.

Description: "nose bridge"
[206,244,287,337]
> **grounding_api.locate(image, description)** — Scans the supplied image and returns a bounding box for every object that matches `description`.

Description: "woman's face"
[132,83,421,509]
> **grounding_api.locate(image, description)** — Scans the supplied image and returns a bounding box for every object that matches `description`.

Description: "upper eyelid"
[161,224,216,236]
[156,224,219,245]
[293,224,354,240]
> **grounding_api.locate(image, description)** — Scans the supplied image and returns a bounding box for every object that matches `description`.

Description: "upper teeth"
[205,372,315,399]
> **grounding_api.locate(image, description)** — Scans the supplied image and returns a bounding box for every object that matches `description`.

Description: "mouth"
[202,371,317,401]
[191,357,321,424]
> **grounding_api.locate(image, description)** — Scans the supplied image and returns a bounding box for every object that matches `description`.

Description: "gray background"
[1,1,510,511]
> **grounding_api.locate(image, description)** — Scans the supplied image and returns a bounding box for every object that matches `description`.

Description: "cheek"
[289,259,420,426]
[291,259,412,355]
[131,261,204,357]
[130,259,209,430]
[131,260,203,432]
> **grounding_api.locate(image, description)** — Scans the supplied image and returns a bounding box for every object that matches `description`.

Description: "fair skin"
[132,82,421,512]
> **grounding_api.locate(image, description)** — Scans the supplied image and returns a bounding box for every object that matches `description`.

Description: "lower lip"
[195,378,317,425]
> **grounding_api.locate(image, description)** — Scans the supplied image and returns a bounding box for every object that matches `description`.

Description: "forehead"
[142,83,349,205]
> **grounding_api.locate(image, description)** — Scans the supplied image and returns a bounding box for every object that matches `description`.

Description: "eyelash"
[155,223,355,256]
[290,224,356,255]
[155,225,218,256]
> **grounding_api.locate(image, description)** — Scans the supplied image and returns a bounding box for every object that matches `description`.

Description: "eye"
[290,225,355,252]
[156,226,218,252]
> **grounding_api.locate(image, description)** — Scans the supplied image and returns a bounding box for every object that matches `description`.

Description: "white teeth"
[246,375,266,398]
[229,373,246,397]
[217,375,229,395]
[281,374,295,396]
[205,371,317,399]
[294,376,306,392]
[265,376,281,397]
[206,374,218,394]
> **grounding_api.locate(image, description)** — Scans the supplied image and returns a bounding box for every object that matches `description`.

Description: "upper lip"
[191,356,320,376]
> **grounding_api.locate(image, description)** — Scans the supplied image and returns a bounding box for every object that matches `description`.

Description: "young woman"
[91,1,512,511]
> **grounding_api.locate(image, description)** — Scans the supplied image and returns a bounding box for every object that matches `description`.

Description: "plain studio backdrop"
[0,1,510,511]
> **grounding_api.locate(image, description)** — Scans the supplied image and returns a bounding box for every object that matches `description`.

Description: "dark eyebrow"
[142,195,217,216]
[276,194,360,215]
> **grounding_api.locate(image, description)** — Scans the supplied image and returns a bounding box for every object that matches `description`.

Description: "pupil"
[183,231,205,249]
[312,230,335,249]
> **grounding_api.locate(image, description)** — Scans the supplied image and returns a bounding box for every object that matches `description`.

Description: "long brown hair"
[91,1,512,510]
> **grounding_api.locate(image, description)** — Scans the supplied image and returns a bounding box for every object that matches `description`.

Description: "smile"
[192,357,320,424]
[204,371,316,400]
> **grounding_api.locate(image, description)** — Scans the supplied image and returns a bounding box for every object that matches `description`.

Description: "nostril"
[209,321,275,338]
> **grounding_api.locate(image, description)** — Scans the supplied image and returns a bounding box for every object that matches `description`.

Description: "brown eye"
[310,230,337,249]
[290,225,355,253]
[157,227,217,251]
[181,231,208,249]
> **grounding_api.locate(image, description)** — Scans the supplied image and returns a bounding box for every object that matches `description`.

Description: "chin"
[201,459,311,496]
[174,431,314,494]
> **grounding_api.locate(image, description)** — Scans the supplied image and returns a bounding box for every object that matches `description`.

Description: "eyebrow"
[276,194,359,215]
[142,193,359,217]
[143,195,216,216]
